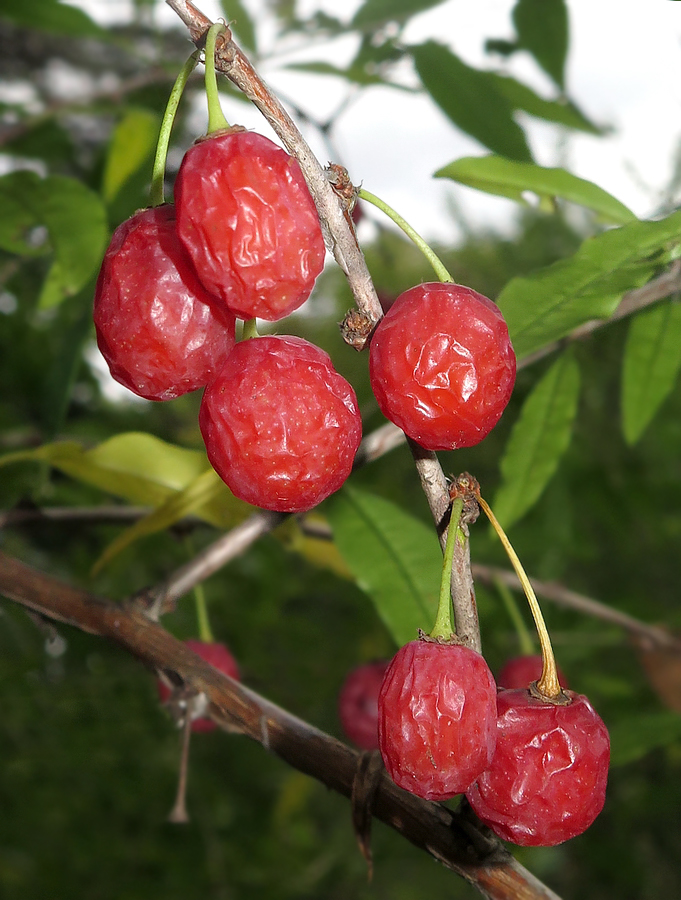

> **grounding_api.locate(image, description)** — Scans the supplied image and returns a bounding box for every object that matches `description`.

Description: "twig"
[0,505,153,529]
[165,0,382,342]
[472,563,681,652]
[0,549,562,900]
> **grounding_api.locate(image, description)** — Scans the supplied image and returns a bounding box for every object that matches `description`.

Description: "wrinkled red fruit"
[369,282,516,450]
[378,640,498,800]
[158,639,240,733]
[199,335,362,513]
[466,688,610,846]
[175,129,326,322]
[338,660,389,750]
[497,654,569,690]
[94,205,236,400]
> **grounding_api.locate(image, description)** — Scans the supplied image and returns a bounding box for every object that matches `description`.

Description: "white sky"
[73,0,681,241]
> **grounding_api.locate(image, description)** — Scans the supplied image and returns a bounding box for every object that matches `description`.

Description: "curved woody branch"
[0,549,561,900]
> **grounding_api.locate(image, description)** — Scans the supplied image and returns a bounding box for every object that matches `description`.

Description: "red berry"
[175,130,326,322]
[497,654,569,690]
[378,639,498,800]
[338,660,389,750]
[94,205,236,400]
[369,282,516,450]
[158,639,240,733]
[465,688,610,846]
[199,335,362,513]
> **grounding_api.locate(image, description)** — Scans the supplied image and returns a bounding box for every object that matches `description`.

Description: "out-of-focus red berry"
[338,660,389,750]
[378,639,498,800]
[94,205,236,400]
[497,654,569,690]
[158,639,240,734]
[175,129,326,322]
[199,335,362,513]
[369,282,516,450]
[466,687,610,845]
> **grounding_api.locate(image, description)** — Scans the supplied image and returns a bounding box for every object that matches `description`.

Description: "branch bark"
[0,549,561,900]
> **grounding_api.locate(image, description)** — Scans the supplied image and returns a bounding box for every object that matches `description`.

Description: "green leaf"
[0,0,106,36]
[490,74,601,134]
[498,210,681,358]
[621,299,681,445]
[221,0,257,52]
[102,109,160,204]
[0,434,212,509]
[492,352,580,529]
[412,42,532,162]
[435,156,636,225]
[513,0,568,89]
[92,469,249,574]
[284,61,394,88]
[38,176,108,302]
[609,711,681,766]
[352,0,446,30]
[325,486,441,647]
[0,171,50,257]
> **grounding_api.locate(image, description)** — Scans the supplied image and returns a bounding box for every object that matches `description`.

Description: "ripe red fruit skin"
[369,282,516,450]
[199,335,362,513]
[158,639,240,733]
[94,205,236,401]
[338,660,389,750]
[465,688,610,846]
[174,130,326,322]
[497,654,569,690]
[378,640,498,801]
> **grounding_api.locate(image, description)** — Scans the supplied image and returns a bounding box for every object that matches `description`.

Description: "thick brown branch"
[165,0,382,342]
[0,549,561,900]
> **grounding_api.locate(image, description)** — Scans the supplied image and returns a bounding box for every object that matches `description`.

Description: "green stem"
[495,576,535,656]
[204,23,230,134]
[150,52,199,207]
[358,188,453,284]
[477,495,562,699]
[429,498,464,640]
[241,318,259,340]
[194,581,214,643]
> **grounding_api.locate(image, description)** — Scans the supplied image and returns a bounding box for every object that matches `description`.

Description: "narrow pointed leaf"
[491,73,601,134]
[436,156,635,225]
[609,711,681,766]
[621,299,681,445]
[326,486,441,647]
[498,209,681,358]
[92,469,249,574]
[513,0,568,89]
[102,109,160,203]
[492,352,580,529]
[352,0,446,30]
[412,42,532,162]
[0,0,106,36]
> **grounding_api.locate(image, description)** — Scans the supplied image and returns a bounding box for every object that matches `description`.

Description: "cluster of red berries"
[95,125,517,513]
[340,646,609,847]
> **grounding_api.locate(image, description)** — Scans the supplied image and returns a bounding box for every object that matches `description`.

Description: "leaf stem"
[476,494,562,699]
[358,188,453,284]
[150,51,199,207]
[204,23,230,134]
[429,498,464,640]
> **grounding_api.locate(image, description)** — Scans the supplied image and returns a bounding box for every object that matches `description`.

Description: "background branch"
[0,549,561,900]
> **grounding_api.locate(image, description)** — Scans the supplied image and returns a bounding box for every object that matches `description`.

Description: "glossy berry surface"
[199,335,362,513]
[158,639,240,733]
[175,129,326,322]
[94,205,236,400]
[369,282,516,450]
[338,660,389,750]
[497,654,568,690]
[466,688,610,846]
[378,639,498,801]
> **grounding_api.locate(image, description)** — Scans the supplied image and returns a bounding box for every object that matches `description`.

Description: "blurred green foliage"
[1,1,681,899]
